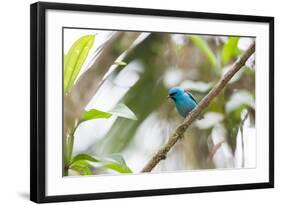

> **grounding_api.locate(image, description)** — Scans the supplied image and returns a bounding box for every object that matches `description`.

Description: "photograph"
[30,2,274,202]
[0,0,278,203]
[63,28,256,177]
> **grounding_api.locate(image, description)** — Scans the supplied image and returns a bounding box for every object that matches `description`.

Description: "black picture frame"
[30,2,274,203]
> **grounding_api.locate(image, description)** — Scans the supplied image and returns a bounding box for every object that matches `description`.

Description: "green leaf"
[189,35,217,67]
[71,159,93,169]
[105,153,127,165]
[222,37,240,65]
[110,104,137,120]
[69,153,133,174]
[80,104,137,123]
[64,35,95,93]
[69,154,98,175]
[71,153,100,165]
[114,61,127,66]
[81,109,112,122]
[103,163,132,173]
[100,153,132,173]
[70,164,92,175]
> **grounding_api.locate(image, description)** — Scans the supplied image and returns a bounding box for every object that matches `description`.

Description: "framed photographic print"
[30,2,274,203]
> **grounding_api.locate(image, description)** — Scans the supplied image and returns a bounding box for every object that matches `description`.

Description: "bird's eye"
[169,92,176,96]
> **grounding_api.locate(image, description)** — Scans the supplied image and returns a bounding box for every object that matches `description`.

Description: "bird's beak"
[167,95,171,99]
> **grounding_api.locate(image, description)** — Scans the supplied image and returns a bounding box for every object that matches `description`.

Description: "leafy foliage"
[71,153,99,164]
[81,104,137,122]
[189,35,217,67]
[64,31,255,174]
[70,164,92,175]
[222,37,240,65]
[81,109,112,122]
[103,163,132,173]
[110,104,137,121]
[100,154,132,173]
[114,61,127,66]
[63,35,136,176]
[93,34,169,155]
[68,153,132,175]
[64,35,95,93]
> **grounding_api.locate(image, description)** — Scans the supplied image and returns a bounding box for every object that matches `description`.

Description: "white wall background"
[0,0,279,204]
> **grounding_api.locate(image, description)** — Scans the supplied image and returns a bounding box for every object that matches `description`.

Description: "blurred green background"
[64,29,256,176]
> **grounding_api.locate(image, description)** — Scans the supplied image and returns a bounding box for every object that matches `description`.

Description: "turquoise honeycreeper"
[168,87,203,119]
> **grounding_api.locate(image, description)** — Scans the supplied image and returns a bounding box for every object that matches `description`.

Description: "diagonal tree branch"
[141,42,255,172]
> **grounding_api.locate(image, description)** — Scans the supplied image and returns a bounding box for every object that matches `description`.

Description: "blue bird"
[167,87,203,119]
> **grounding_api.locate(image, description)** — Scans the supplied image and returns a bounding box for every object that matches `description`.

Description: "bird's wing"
[185,90,198,104]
